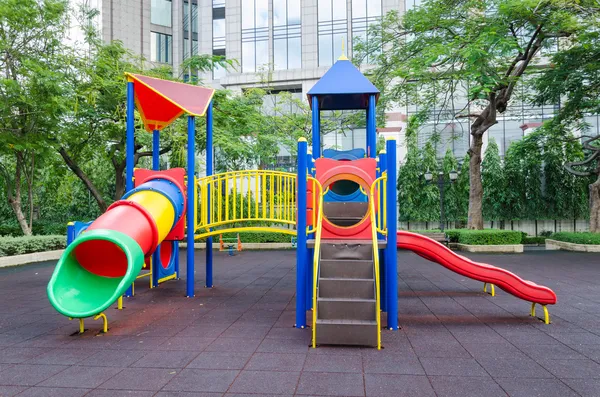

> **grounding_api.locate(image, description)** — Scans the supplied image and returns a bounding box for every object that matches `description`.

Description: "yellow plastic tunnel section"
[127,190,176,243]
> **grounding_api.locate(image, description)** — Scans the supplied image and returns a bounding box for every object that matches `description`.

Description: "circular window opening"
[329,179,360,197]
[323,178,369,228]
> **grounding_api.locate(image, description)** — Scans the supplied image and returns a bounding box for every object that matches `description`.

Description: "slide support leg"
[483,283,495,297]
[530,302,551,325]
[117,296,123,310]
[94,313,108,333]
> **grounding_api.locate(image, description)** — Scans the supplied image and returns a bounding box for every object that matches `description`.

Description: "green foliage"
[220,232,292,244]
[482,139,504,220]
[0,235,66,257]
[454,230,522,245]
[550,232,600,245]
[0,221,67,237]
[522,236,546,245]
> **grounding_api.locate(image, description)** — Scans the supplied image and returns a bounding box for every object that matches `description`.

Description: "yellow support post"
[94,313,108,333]
[530,302,551,325]
[483,283,495,297]
[117,296,123,310]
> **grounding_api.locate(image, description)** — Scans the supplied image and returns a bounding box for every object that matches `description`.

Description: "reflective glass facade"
[352,0,382,63]
[273,0,301,70]
[318,0,347,66]
[151,31,172,64]
[242,0,269,73]
[151,0,172,27]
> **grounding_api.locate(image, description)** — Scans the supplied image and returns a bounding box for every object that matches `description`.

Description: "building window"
[213,6,226,79]
[183,38,198,60]
[405,0,422,10]
[183,1,198,34]
[273,0,301,70]
[151,32,172,64]
[151,0,172,27]
[318,0,347,66]
[242,0,269,73]
[352,0,382,63]
[262,88,303,116]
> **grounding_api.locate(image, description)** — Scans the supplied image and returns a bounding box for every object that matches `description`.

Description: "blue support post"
[151,129,160,288]
[205,101,214,288]
[186,115,196,297]
[367,94,376,158]
[385,138,398,330]
[377,150,387,312]
[311,96,320,159]
[296,138,308,328]
[124,80,135,298]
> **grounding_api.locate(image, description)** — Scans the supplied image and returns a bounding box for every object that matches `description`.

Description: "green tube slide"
[47,229,144,318]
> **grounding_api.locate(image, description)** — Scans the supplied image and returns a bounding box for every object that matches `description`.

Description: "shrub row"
[444,229,523,245]
[522,236,547,245]
[0,235,67,257]
[219,232,293,244]
[0,221,67,237]
[549,232,600,245]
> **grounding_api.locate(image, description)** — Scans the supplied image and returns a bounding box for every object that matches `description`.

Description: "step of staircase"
[320,241,373,260]
[319,278,374,299]
[320,259,373,279]
[315,319,378,347]
[318,298,376,321]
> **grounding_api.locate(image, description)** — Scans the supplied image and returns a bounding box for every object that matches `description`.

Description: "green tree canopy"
[356,0,595,229]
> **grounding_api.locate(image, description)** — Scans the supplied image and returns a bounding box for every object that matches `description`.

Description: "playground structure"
[219,233,242,255]
[47,57,556,346]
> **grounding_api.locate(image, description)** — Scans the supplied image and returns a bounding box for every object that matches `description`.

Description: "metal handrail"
[370,176,385,350]
[311,178,325,348]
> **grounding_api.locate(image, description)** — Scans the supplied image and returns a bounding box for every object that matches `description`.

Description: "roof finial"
[338,37,349,61]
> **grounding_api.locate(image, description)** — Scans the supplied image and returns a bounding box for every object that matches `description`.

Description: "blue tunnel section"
[322,149,367,203]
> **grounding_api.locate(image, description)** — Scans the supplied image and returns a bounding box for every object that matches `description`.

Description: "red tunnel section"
[74,168,186,278]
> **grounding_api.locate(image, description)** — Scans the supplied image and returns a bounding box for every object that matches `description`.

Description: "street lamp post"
[424,170,458,232]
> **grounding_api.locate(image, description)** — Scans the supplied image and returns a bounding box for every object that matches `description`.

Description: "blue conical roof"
[307,59,380,110]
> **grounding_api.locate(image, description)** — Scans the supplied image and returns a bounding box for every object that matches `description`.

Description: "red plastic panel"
[134,168,187,241]
[396,231,557,305]
[160,241,173,269]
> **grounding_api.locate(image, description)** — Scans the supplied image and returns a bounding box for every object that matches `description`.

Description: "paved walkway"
[1,249,599,396]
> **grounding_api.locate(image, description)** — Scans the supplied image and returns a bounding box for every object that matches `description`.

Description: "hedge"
[0,235,66,257]
[522,236,547,245]
[218,232,293,244]
[550,232,600,245]
[0,221,67,237]
[452,229,522,245]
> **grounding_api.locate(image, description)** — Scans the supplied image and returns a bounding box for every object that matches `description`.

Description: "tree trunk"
[58,147,108,212]
[7,154,32,235]
[467,133,484,229]
[590,176,600,233]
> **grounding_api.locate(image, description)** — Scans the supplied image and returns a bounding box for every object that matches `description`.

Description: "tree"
[0,0,70,234]
[441,148,460,223]
[356,0,592,229]
[481,139,504,222]
[533,23,600,231]
[397,120,424,223]
[421,140,441,223]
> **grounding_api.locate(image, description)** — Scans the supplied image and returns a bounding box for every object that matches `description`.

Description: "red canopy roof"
[126,73,215,132]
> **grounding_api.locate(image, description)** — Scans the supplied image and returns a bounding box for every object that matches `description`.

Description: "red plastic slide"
[396,231,557,305]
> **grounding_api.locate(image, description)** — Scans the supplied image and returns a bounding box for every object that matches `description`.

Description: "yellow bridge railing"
[195,170,297,240]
